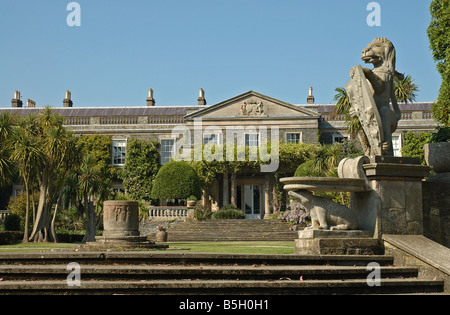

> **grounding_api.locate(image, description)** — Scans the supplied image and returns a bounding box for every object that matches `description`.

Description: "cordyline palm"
[10,128,42,242]
[332,88,370,154]
[30,107,75,242]
[0,112,15,186]
[394,75,419,103]
[78,154,102,242]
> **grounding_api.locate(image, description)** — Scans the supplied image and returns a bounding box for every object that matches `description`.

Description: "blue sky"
[0,0,441,108]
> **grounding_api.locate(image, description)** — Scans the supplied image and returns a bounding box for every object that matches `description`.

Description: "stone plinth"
[295,230,381,255]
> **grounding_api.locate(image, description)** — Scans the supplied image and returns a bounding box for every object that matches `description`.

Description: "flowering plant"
[156,224,167,232]
[279,200,311,227]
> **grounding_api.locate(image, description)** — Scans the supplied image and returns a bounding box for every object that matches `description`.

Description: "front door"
[244,185,261,219]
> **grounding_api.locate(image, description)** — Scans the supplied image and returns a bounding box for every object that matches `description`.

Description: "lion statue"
[288,190,358,231]
[349,38,403,156]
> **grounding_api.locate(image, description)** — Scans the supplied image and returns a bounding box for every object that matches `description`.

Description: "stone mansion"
[0,88,437,219]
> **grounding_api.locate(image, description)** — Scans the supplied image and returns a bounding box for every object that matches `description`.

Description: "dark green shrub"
[4,214,21,231]
[194,205,212,221]
[151,161,202,201]
[211,205,245,220]
[402,131,432,165]
[430,126,450,143]
[0,231,24,245]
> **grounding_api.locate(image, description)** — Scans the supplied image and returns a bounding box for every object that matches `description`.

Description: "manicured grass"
[0,241,295,254]
[0,242,77,252]
[165,241,295,254]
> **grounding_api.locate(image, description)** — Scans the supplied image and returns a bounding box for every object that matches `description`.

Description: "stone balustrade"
[147,206,188,218]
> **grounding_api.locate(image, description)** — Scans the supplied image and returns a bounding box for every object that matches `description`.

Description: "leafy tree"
[428,0,450,126]
[120,138,160,201]
[151,161,202,202]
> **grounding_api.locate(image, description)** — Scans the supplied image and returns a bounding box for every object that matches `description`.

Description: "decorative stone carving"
[345,38,402,156]
[240,100,265,116]
[288,190,358,230]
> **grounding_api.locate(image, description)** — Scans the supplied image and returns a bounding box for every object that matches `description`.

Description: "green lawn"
[0,241,295,254]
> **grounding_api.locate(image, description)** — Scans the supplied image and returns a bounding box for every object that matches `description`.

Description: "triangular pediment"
[185,91,320,120]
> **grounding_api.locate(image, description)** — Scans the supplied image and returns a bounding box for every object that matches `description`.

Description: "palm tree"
[10,126,42,242]
[394,75,419,103]
[0,112,15,186]
[332,88,370,154]
[78,154,102,242]
[30,107,76,242]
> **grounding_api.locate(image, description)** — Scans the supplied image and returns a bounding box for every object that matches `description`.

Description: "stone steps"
[0,252,445,295]
[148,220,299,242]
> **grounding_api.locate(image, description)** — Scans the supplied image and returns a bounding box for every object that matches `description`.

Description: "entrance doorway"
[237,185,261,219]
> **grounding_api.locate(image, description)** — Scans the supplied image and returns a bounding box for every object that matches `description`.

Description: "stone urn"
[156,231,168,242]
[187,200,196,208]
[155,225,168,242]
[424,142,450,173]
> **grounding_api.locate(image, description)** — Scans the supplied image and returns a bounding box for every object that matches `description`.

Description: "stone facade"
[0,89,439,219]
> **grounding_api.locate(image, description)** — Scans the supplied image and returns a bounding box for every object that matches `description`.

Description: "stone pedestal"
[352,157,431,239]
[87,200,168,250]
[295,230,381,255]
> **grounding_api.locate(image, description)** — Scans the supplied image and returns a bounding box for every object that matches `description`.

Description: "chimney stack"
[11,90,23,108]
[146,88,155,106]
[26,99,36,108]
[198,88,206,105]
[63,91,73,107]
[307,87,315,104]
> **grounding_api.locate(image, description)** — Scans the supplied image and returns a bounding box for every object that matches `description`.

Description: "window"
[112,140,127,166]
[286,133,302,144]
[203,133,220,145]
[332,134,348,144]
[392,135,402,157]
[245,134,259,147]
[161,139,175,165]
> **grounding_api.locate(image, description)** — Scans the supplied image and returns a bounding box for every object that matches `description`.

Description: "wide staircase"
[0,251,446,295]
[154,219,299,242]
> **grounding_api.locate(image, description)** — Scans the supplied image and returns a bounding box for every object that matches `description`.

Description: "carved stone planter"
[85,200,169,250]
[103,200,140,238]
[424,142,450,173]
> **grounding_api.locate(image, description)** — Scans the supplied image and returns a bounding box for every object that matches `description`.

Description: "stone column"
[264,174,272,219]
[230,172,237,207]
[223,172,229,206]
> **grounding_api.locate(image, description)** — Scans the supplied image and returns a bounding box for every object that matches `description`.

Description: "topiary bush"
[211,205,245,220]
[151,161,202,201]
